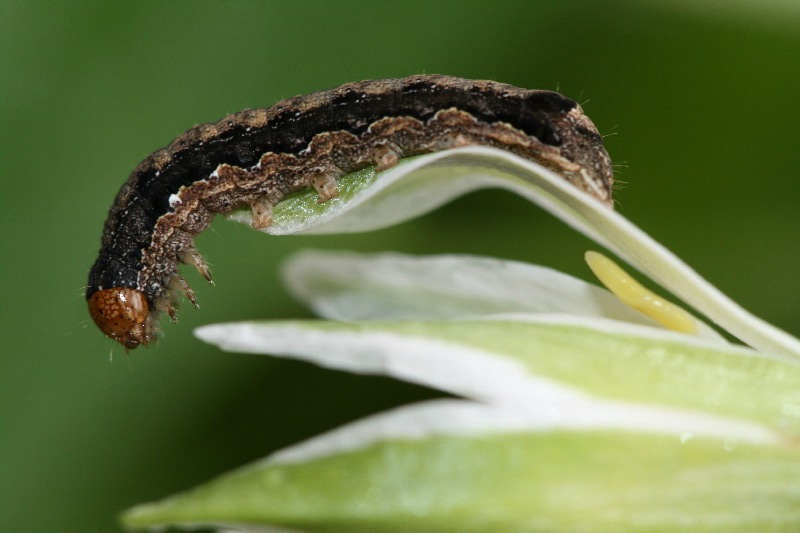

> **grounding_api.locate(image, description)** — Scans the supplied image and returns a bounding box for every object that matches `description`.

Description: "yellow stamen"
[584,251,697,334]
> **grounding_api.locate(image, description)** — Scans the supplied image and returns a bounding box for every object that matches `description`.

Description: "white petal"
[195,318,800,437]
[123,397,799,532]
[282,250,728,344]
[263,399,778,467]
[229,147,800,357]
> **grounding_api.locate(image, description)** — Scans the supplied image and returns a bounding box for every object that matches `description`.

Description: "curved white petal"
[263,399,778,467]
[282,250,728,344]
[123,396,800,532]
[195,318,800,437]
[229,147,800,358]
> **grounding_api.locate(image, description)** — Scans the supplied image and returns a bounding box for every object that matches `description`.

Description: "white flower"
[123,147,800,532]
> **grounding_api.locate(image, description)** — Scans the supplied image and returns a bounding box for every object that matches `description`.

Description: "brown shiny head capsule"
[88,288,154,349]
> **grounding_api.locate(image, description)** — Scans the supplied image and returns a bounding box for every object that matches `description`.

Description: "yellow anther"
[584,250,697,334]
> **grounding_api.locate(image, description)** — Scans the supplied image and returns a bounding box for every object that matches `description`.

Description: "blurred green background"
[2,1,798,531]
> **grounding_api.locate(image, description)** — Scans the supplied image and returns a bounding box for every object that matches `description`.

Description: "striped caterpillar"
[87,75,614,348]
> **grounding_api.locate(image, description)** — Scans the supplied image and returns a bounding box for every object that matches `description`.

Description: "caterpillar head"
[88,288,155,349]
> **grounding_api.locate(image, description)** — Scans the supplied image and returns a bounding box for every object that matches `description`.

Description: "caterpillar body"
[87,75,614,348]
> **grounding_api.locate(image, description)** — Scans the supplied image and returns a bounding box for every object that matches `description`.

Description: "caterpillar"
[87,75,614,348]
